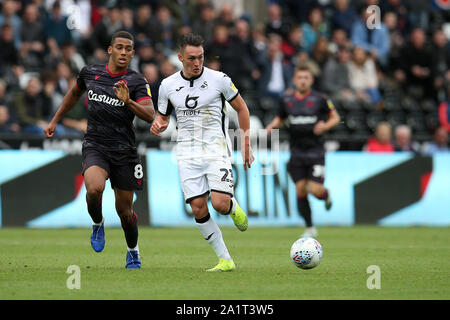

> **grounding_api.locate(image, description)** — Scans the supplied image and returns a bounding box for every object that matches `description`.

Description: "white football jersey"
[158,67,239,159]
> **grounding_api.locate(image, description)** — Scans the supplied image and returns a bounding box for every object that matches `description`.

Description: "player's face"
[293,70,313,94]
[179,45,204,78]
[108,37,135,69]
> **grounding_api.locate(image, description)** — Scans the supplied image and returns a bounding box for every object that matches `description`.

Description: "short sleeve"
[76,66,87,91]
[132,75,152,103]
[157,82,173,116]
[220,73,239,102]
[321,95,335,116]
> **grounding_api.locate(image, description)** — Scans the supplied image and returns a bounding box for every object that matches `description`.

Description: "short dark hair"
[111,31,134,46]
[295,65,312,75]
[178,33,204,51]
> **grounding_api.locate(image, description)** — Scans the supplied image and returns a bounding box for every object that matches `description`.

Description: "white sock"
[92,217,104,226]
[196,215,231,260]
[229,197,237,215]
[127,244,139,252]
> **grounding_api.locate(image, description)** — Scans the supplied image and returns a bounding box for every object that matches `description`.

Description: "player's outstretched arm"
[44,85,84,138]
[114,80,155,123]
[229,94,255,170]
[150,113,170,138]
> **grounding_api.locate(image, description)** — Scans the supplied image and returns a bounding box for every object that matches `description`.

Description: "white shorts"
[178,157,234,203]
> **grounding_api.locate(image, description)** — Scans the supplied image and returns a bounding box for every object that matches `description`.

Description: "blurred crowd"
[0,0,449,152]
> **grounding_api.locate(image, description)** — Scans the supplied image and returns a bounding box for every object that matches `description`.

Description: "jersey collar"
[105,64,128,77]
[180,67,204,87]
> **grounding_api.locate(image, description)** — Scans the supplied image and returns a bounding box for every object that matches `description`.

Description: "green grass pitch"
[0,226,448,300]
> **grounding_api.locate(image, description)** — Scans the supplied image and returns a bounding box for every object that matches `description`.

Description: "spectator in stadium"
[301,7,329,53]
[192,2,217,44]
[438,86,450,132]
[321,45,354,101]
[131,39,158,72]
[214,3,236,30]
[265,2,290,39]
[281,25,305,65]
[159,58,177,78]
[10,76,53,135]
[205,23,239,82]
[211,0,244,21]
[407,0,430,30]
[163,0,197,27]
[156,5,182,51]
[422,126,449,154]
[350,5,390,66]
[141,63,161,105]
[0,103,20,133]
[258,33,291,100]
[229,18,262,91]
[61,42,86,75]
[0,0,21,49]
[393,124,419,152]
[43,1,72,47]
[0,23,18,75]
[89,4,123,52]
[381,0,409,36]
[395,28,434,100]
[431,29,450,99]
[55,61,73,96]
[19,3,45,72]
[330,0,359,36]
[328,28,351,54]
[347,46,381,103]
[310,36,331,72]
[120,7,135,36]
[364,121,395,152]
[0,79,19,133]
[383,11,405,70]
[133,4,158,45]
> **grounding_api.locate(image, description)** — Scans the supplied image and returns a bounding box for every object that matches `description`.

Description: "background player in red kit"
[266,66,340,238]
[44,31,155,268]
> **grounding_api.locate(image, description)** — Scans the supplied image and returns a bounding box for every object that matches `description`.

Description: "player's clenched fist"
[44,121,57,138]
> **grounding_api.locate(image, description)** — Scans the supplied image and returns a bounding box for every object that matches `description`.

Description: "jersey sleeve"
[131,74,152,103]
[321,95,336,116]
[76,66,88,91]
[219,73,239,102]
[157,81,173,116]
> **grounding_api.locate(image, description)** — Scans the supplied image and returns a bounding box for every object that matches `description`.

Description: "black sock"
[86,194,103,224]
[298,196,313,227]
[120,212,138,249]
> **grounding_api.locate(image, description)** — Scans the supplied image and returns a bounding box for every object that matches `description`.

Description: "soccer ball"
[290,237,323,269]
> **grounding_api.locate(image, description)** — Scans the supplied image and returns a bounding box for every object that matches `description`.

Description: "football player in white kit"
[150,33,254,271]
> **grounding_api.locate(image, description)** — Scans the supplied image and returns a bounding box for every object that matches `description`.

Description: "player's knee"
[212,200,230,215]
[86,185,104,201]
[190,202,208,219]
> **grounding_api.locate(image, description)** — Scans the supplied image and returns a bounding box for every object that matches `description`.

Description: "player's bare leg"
[308,180,332,211]
[295,179,317,238]
[114,189,141,269]
[84,166,108,252]
[211,192,248,232]
[191,195,235,271]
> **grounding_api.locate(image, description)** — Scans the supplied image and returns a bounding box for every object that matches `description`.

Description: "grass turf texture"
[0,226,448,300]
